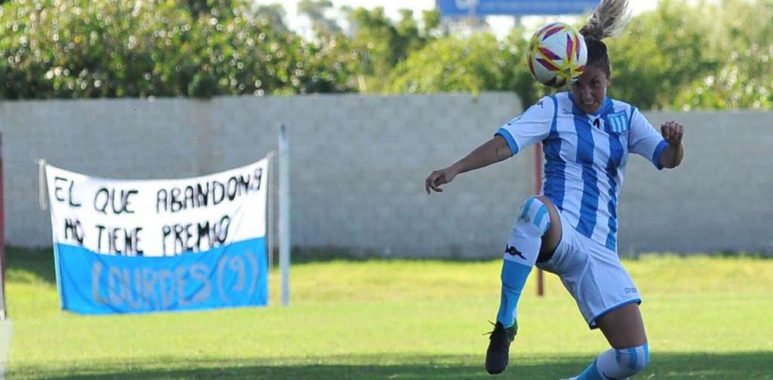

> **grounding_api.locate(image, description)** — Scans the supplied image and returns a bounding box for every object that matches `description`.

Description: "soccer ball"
[527,22,587,88]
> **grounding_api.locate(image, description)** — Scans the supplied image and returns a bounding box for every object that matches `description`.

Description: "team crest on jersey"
[606,111,628,133]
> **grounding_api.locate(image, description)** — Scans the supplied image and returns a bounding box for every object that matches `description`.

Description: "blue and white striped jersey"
[496,93,668,251]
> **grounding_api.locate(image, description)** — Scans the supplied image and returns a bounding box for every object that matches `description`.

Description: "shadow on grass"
[9,351,773,380]
[283,247,498,264]
[6,245,771,288]
[6,246,57,285]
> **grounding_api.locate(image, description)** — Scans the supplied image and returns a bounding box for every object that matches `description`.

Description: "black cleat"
[485,321,517,375]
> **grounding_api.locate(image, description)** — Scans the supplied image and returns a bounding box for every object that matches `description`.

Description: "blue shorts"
[537,211,641,329]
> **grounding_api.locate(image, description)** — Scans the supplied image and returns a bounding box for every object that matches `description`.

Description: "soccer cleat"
[485,320,517,374]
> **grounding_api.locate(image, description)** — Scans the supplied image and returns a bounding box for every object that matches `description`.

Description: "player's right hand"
[425,167,457,194]
[660,120,684,146]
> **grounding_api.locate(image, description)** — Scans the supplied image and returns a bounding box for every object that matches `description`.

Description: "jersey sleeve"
[628,107,668,170]
[495,96,554,156]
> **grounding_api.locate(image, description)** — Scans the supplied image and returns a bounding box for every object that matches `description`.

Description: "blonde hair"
[579,0,631,41]
[578,0,631,78]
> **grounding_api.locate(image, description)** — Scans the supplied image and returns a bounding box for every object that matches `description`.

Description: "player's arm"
[659,121,684,169]
[425,136,510,194]
[629,109,685,170]
[425,96,553,194]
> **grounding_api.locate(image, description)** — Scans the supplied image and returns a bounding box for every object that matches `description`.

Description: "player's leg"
[598,303,648,348]
[494,196,561,327]
[486,196,561,374]
[571,300,649,379]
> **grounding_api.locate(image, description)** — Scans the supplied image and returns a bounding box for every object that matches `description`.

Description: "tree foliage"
[0,0,768,109]
[0,0,350,98]
[344,6,439,92]
[608,0,723,110]
[608,0,771,110]
[383,28,565,106]
[672,0,772,110]
[383,0,770,110]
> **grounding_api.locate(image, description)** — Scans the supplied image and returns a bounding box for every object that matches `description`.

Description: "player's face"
[570,65,610,114]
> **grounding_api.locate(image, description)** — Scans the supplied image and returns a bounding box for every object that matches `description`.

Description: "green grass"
[5,248,773,379]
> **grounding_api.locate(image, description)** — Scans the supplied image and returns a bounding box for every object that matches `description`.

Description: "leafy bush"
[0,0,352,98]
[0,0,768,110]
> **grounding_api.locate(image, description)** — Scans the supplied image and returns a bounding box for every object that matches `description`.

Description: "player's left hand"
[660,121,684,146]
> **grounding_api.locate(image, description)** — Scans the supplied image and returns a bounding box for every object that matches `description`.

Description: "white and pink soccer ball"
[527,22,588,88]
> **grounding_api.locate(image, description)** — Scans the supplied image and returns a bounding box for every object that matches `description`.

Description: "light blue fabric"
[500,93,667,251]
[576,359,604,380]
[496,259,532,327]
[55,238,268,314]
[575,344,650,379]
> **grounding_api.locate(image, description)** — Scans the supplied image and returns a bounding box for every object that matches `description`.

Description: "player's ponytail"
[580,0,631,41]
[579,0,631,78]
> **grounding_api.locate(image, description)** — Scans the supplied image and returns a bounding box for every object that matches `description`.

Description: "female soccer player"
[424,0,684,378]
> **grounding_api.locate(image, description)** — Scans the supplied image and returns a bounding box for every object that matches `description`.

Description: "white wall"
[1,94,771,257]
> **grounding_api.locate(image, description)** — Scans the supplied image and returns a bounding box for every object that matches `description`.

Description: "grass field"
[5,247,773,379]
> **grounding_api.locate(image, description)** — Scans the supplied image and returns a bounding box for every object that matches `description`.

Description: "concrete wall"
[1,94,771,258]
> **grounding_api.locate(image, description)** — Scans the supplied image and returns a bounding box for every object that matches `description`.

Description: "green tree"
[345,7,439,92]
[673,0,772,109]
[0,0,347,98]
[296,0,357,92]
[1,0,767,107]
[297,0,341,35]
[607,0,722,109]
[383,1,770,110]
[380,29,553,105]
[184,0,238,18]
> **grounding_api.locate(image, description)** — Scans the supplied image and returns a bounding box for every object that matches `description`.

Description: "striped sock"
[575,344,650,379]
[495,197,551,327]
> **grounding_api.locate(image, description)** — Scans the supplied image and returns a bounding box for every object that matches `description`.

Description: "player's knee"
[516,196,551,234]
[614,343,649,376]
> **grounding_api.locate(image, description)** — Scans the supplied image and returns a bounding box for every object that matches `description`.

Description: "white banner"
[46,159,268,257]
